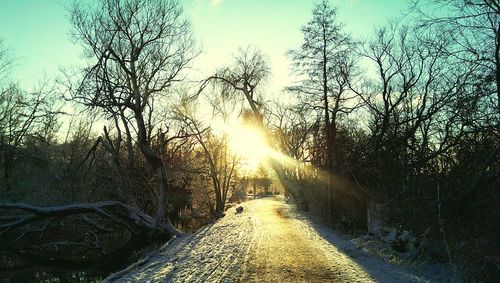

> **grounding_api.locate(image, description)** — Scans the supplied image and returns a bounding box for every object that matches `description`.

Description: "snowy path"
[109,196,452,282]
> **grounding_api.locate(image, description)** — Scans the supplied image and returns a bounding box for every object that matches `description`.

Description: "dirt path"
[239,197,374,282]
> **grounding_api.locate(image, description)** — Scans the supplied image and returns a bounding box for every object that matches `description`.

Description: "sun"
[228,124,270,171]
[211,119,270,172]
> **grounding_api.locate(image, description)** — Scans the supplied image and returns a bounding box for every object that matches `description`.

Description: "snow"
[106,201,256,282]
[106,196,457,282]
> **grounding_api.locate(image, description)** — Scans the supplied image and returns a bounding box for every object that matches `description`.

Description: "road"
[110,196,449,282]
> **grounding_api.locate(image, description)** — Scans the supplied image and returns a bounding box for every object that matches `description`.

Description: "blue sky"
[0,0,410,93]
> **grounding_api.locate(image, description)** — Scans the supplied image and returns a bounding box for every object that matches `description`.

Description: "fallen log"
[0,201,183,273]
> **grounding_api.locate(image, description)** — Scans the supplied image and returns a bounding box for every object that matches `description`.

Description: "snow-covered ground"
[105,196,456,282]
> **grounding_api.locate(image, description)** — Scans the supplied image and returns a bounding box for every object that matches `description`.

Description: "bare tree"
[270,105,313,160]
[267,103,317,179]
[353,22,484,189]
[287,0,358,218]
[412,0,500,115]
[0,40,12,82]
[174,98,240,217]
[68,0,196,233]
[200,47,269,125]
[0,83,60,191]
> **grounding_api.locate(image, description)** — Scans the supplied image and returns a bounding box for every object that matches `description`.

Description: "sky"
[0,0,410,95]
[184,0,410,103]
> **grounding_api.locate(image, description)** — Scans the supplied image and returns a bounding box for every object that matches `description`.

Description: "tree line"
[271,0,499,280]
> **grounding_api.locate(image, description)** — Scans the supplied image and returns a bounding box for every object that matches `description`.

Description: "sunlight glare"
[211,119,270,172]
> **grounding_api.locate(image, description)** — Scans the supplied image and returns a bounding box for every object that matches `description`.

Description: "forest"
[0,0,498,281]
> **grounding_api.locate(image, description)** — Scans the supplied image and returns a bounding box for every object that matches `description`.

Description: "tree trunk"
[134,109,171,228]
[322,35,334,222]
[154,165,167,223]
[215,190,223,216]
[495,22,500,116]
[367,200,385,235]
[2,150,11,191]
